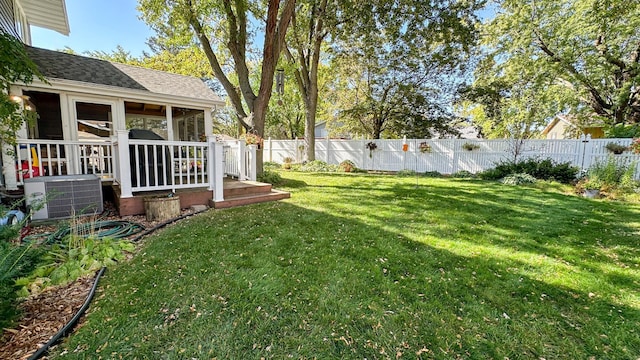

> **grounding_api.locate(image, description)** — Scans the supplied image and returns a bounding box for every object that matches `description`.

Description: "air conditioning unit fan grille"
[25,175,103,220]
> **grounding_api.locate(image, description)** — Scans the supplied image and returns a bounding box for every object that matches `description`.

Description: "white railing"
[264,137,640,179]
[221,140,257,181]
[13,132,259,202]
[16,139,116,183]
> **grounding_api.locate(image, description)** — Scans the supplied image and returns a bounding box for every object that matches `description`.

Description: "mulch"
[0,202,202,359]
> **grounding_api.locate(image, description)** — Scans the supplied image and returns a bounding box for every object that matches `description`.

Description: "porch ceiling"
[19,0,69,35]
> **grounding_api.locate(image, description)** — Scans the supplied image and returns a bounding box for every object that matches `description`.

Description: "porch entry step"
[212,189,290,209]
[223,179,272,197]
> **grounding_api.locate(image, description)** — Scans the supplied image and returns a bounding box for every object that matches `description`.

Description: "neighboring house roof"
[18,0,69,35]
[542,114,605,136]
[25,46,222,104]
[541,115,573,136]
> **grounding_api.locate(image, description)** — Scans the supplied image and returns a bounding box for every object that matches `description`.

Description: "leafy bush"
[396,169,417,177]
[583,156,637,194]
[16,236,134,297]
[451,170,476,178]
[422,171,442,178]
[257,170,283,185]
[605,123,640,138]
[480,158,579,184]
[299,160,338,172]
[263,161,281,171]
[501,173,537,185]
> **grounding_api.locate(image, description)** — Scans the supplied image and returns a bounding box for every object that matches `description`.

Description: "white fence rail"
[14,134,258,201]
[265,137,640,179]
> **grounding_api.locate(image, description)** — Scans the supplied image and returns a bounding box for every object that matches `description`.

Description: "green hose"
[23,220,145,244]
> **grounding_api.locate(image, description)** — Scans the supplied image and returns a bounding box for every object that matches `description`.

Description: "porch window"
[125,101,168,139]
[174,107,205,141]
[76,102,112,139]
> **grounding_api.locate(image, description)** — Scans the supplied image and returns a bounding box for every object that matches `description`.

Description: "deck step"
[223,180,272,197]
[212,190,290,209]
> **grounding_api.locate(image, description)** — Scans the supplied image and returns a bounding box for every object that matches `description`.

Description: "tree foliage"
[0,31,43,148]
[327,0,484,139]
[466,0,640,138]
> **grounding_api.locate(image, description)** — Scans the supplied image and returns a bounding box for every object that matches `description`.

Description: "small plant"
[299,160,338,172]
[419,142,432,153]
[605,142,628,154]
[462,142,480,151]
[396,169,417,177]
[582,177,603,190]
[578,156,638,198]
[242,132,263,147]
[366,141,378,158]
[422,171,442,178]
[451,170,475,178]
[257,170,283,185]
[263,161,281,171]
[339,160,356,173]
[282,157,294,170]
[629,138,640,154]
[501,173,537,185]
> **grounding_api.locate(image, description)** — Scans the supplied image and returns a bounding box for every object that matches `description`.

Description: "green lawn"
[55,173,640,359]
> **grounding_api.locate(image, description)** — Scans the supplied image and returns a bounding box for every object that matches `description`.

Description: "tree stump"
[144,196,180,222]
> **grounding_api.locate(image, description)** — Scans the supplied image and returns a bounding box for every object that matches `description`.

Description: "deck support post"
[115,130,133,198]
[209,137,224,202]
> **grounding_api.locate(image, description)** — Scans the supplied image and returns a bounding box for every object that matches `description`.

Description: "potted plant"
[418,142,432,153]
[339,160,356,172]
[243,132,263,148]
[365,141,378,158]
[282,157,294,170]
[582,177,602,198]
[605,142,627,154]
[462,142,480,151]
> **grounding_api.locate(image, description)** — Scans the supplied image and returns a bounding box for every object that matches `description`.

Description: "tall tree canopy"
[138,0,296,172]
[466,0,640,138]
[328,0,484,139]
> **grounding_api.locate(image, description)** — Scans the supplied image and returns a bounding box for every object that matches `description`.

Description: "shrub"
[299,160,338,172]
[422,171,443,178]
[257,170,283,185]
[451,170,475,178]
[396,169,417,177]
[584,156,637,194]
[501,173,537,185]
[263,161,281,171]
[480,158,579,184]
[339,160,356,172]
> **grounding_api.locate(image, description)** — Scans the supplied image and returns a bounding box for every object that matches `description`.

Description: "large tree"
[324,0,483,139]
[138,0,296,173]
[470,0,640,136]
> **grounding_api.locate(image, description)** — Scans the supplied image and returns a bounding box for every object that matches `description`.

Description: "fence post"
[115,130,132,198]
[247,145,257,181]
[267,137,272,162]
[402,136,407,170]
[238,140,247,180]
[579,134,593,174]
[326,137,330,163]
[210,141,225,202]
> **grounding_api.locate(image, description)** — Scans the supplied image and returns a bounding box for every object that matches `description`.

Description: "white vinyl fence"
[264,137,640,179]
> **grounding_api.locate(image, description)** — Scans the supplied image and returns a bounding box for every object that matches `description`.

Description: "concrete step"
[212,189,290,209]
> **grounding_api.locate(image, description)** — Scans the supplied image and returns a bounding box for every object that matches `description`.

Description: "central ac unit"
[24,174,103,220]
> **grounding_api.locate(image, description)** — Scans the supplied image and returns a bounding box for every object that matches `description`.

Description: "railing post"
[247,145,257,181]
[115,130,133,198]
[209,137,224,202]
[238,140,247,181]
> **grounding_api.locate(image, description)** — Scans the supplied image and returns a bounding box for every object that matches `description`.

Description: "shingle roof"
[25,46,221,103]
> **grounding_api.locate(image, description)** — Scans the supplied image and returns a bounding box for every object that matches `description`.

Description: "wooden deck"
[113,178,290,216]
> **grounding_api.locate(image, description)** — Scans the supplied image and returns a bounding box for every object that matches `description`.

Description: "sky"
[31,0,154,57]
